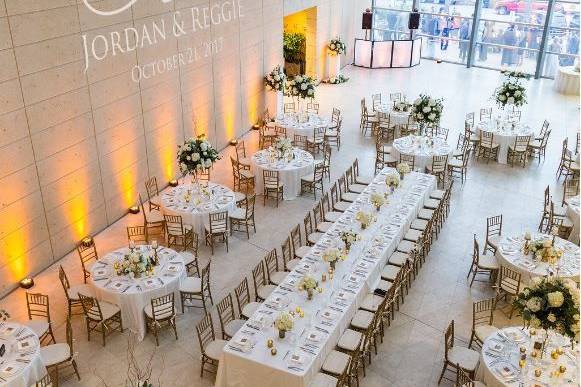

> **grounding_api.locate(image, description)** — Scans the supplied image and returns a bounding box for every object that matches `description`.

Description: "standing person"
[501,25,517,66]
[516,27,527,66]
[458,19,470,62]
[439,8,450,51]
[565,31,579,66]
[478,21,490,61]
[544,36,561,77]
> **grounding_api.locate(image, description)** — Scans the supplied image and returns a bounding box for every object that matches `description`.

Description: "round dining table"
[479,327,579,387]
[160,182,237,236]
[476,120,535,164]
[495,233,580,283]
[267,113,329,138]
[554,66,580,95]
[375,104,412,137]
[251,148,314,200]
[392,135,453,171]
[565,196,579,245]
[0,322,46,387]
[90,245,187,341]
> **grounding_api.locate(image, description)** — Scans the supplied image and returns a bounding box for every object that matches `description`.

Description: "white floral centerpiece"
[322,247,347,270]
[412,94,444,132]
[513,277,580,348]
[264,65,286,92]
[287,74,317,101]
[298,275,318,300]
[340,230,359,251]
[385,174,400,192]
[355,211,374,230]
[529,239,564,264]
[494,80,527,109]
[325,74,349,84]
[269,137,293,161]
[396,162,411,179]
[114,250,152,278]
[274,312,294,339]
[370,193,386,211]
[177,135,220,179]
[328,37,346,55]
[393,99,412,113]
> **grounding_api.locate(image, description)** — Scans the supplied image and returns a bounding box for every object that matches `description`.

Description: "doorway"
[283,7,317,77]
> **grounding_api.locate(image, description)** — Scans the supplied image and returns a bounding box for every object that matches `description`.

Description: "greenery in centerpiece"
[287,74,317,100]
[327,37,346,55]
[322,247,347,270]
[274,312,294,338]
[340,230,359,251]
[412,94,444,129]
[393,99,412,112]
[177,135,220,176]
[501,69,531,81]
[298,275,318,300]
[323,74,349,84]
[114,250,151,278]
[529,239,564,264]
[264,65,286,92]
[494,80,527,109]
[355,211,374,230]
[513,276,580,343]
[283,32,305,63]
[370,193,386,210]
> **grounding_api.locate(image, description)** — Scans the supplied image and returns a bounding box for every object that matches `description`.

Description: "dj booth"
[353,37,422,69]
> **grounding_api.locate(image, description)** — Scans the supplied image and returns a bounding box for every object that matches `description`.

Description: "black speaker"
[408,12,420,30]
[362,11,372,30]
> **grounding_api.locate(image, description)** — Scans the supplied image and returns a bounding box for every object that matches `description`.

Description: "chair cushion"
[410,219,428,231]
[148,210,164,223]
[396,240,416,254]
[240,170,254,179]
[205,339,227,360]
[309,372,339,387]
[92,301,120,321]
[447,347,480,372]
[334,201,351,212]
[478,254,498,270]
[40,343,70,366]
[69,284,94,300]
[404,229,422,243]
[180,277,201,293]
[341,192,358,202]
[487,235,501,249]
[356,175,373,185]
[349,184,367,193]
[23,320,49,337]
[295,246,311,259]
[480,142,499,149]
[257,285,276,300]
[376,280,393,293]
[424,198,440,210]
[475,324,498,342]
[317,222,333,233]
[430,190,445,200]
[388,251,409,266]
[418,209,434,220]
[381,265,401,281]
[325,211,342,222]
[225,319,246,338]
[269,271,287,285]
[182,252,197,267]
[144,305,175,320]
[308,232,323,245]
[301,174,316,183]
[286,259,301,270]
[337,329,363,352]
[229,208,246,220]
[241,302,261,319]
[350,310,374,330]
[448,158,464,168]
[360,293,383,312]
[322,349,350,375]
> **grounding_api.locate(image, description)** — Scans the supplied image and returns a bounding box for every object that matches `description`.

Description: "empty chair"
[389,92,402,103]
[284,102,295,113]
[229,194,257,239]
[126,225,147,245]
[78,293,123,346]
[264,248,287,285]
[217,293,245,340]
[35,372,53,387]
[484,215,502,254]
[196,313,226,377]
[352,158,373,186]
[144,176,161,211]
[180,261,213,313]
[234,277,261,319]
[494,266,522,318]
[165,214,196,251]
[76,241,98,284]
[235,140,251,166]
[468,298,498,349]
[477,131,499,163]
[324,118,342,149]
[144,293,178,346]
[303,211,323,245]
[263,170,284,207]
[426,155,448,186]
[467,235,498,287]
[300,163,325,199]
[437,320,479,384]
[205,211,229,254]
[24,292,55,345]
[456,366,486,387]
[448,148,469,183]
[58,266,92,317]
[399,154,415,171]
[293,134,308,150]
[39,318,80,385]
[139,194,165,242]
[231,156,255,193]
[465,112,475,128]
[507,135,531,167]
[252,261,276,302]
[290,224,311,260]
[479,107,492,122]
[306,102,319,114]
[282,237,300,271]
[307,126,325,154]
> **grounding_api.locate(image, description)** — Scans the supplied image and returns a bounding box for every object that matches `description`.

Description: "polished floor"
[0,61,579,387]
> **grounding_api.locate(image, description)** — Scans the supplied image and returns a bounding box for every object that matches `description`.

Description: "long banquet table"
[215,169,436,387]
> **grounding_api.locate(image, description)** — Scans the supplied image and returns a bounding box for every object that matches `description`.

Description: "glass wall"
[370,0,579,78]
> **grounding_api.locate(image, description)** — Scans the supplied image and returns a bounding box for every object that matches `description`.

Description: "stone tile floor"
[0,60,579,386]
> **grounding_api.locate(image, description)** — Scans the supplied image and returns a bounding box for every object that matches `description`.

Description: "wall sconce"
[252,123,261,130]
[81,236,94,247]
[169,179,179,187]
[19,278,34,289]
[229,139,238,146]
[128,205,140,214]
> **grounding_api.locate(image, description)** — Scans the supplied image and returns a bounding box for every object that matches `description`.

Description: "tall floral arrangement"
[287,75,317,100]
[412,94,444,128]
[177,135,220,176]
[494,80,527,109]
[264,65,286,92]
[328,37,346,55]
[513,277,580,342]
[269,137,293,160]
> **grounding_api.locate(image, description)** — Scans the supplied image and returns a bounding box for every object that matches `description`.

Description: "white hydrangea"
[526,297,542,312]
[422,106,431,113]
[547,291,565,307]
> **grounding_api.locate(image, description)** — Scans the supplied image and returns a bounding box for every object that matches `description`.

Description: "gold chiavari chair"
[196,313,226,377]
[274,125,287,138]
[217,293,245,340]
[324,117,342,150]
[315,143,332,181]
[307,126,325,154]
[235,140,250,166]
[229,194,256,239]
[76,242,98,284]
[484,215,502,254]
[353,158,373,186]
[464,120,480,154]
[337,175,358,203]
[284,102,296,113]
[330,107,341,127]
[144,293,178,346]
[282,236,300,271]
[24,292,55,345]
[78,293,123,346]
[557,144,580,181]
[322,191,343,222]
[468,298,498,349]
[371,93,382,110]
[234,277,261,319]
[164,214,196,251]
[507,135,531,167]
[39,317,80,385]
[180,261,213,313]
[494,266,522,318]
[528,128,551,163]
[139,194,165,243]
[293,134,309,150]
[264,248,287,286]
[345,166,366,194]
[360,100,378,136]
[389,92,402,103]
[465,112,475,128]
[563,176,580,206]
[263,170,284,207]
[313,201,332,233]
[399,154,415,171]
[375,140,397,174]
[196,168,211,183]
[35,372,53,387]
[437,320,479,384]
[330,183,351,212]
[426,155,448,186]
[538,185,552,232]
[205,211,228,254]
[320,350,353,387]
[300,163,325,199]
[290,224,310,260]
[59,266,92,317]
[126,225,147,245]
[479,107,492,122]
[303,211,323,245]
[400,115,418,137]
[467,235,499,287]
[144,176,160,211]
[455,365,483,387]
[476,131,499,163]
[546,201,573,239]
[259,125,277,149]
[230,156,255,194]
[448,148,469,183]
[535,119,549,141]
[252,261,276,302]
[306,102,319,114]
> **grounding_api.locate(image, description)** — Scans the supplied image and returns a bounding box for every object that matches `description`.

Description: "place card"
[320,309,337,321]
[305,331,322,343]
[109,280,127,291]
[16,338,34,352]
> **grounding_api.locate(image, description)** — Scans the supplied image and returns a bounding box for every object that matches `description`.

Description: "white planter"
[265,90,284,119]
[327,54,341,80]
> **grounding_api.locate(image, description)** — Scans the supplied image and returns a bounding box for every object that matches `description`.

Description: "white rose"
[526,297,542,312]
[530,316,541,328]
[499,95,506,101]
[547,291,565,307]
[295,75,303,82]
[301,83,307,90]
[514,90,521,96]
[180,162,187,170]
[428,98,435,106]
[200,142,208,151]
[428,113,436,120]
[417,113,424,120]
[192,153,200,161]
[274,75,280,81]
[507,97,515,104]
[186,155,191,161]
[547,313,557,323]
[422,106,431,113]
[330,43,336,49]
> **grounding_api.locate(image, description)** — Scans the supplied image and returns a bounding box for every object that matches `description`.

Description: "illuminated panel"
[392,40,413,68]
[354,40,372,67]
[371,41,392,68]
[411,38,422,66]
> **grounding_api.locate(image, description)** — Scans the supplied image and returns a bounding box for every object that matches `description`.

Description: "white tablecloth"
[160,183,236,236]
[90,246,186,341]
[376,104,411,137]
[478,327,579,387]
[268,114,329,138]
[495,234,580,283]
[554,66,580,95]
[0,323,46,387]
[392,135,453,171]
[566,196,580,245]
[476,121,535,164]
[251,149,314,200]
[215,170,436,387]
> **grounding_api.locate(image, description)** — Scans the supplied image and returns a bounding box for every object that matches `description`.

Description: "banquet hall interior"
[0,0,579,386]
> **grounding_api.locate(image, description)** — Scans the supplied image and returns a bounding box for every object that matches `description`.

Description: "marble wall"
[0,0,367,295]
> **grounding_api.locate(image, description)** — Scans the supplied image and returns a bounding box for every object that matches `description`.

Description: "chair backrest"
[514,135,530,151]
[65,317,74,356]
[436,127,449,140]
[196,168,211,182]
[498,265,521,294]
[217,293,237,330]
[201,262,211,294]
[465,112,475,127]
[313,202,324,227]
[264,248,279,279]
[290,224,302,250]
[331,108,341,123]
[196,313,216,353]
[472,235,481,269]
[208,211,228,233]
[313,126,325,141]
[293,134,308,150]
[338,176,348,196]
[284,102,295,113]
[36,371,53,387]
[150,293,175,321]
[263,170,280,188]
[306,102,319,114]
[563,177,580,206]
[145,176,159,201]
[303,212,314,235]
[443,320,455,361]
[456,366,475,387]
[345,167,354,186]
[486,214,502,238]
[26,292,50,322]
[275,125,287,138]
[541,129,551,148]
[78,293,103,322]
[252,261,267,292]
[399,154,415,170]
[480,130,494,147]
[313,163,324,183]
[472,298,494,329]
[58,265,71,296]
[431,155,448,173]
[322,192,332,214]
[389,92,401,102]
[479,107,492,121]
[235,141,247,159]
[543,185,551,211]
[352,158,361,177]
[165,214,186,236]
[185,254,201,277]
[127,225,147,245]
[244,194,256,219]
[234,278,251,314]
[282,237,293,269]
[77,242,98,270]
[539,119,549,137]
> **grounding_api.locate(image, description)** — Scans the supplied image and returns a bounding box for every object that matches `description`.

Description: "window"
[418,13,474,64]
[372,0,413,41]
[542,0,579,78]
